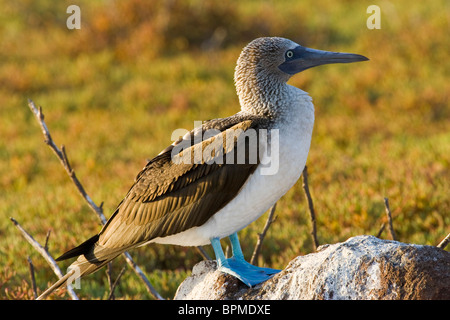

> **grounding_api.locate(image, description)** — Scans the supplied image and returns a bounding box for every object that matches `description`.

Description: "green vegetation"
[1,0,449,299]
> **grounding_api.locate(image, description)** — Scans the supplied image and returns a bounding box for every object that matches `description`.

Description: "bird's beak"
[279,46,369,75]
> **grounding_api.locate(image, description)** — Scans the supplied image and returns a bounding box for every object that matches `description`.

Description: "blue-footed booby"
[38,37,368,299]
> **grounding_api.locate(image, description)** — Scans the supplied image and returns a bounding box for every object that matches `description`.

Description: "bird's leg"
[210,237,227,263]
[210,233,280,287]
[228,232,246,260]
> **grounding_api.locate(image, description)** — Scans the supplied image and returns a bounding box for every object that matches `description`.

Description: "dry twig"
[27,99,163,300]
[27,257,38,299]
[437,232,450,250]
[250,203,277,265]
[384,197,397,241]
[375,223,386,238]
[27,99,106,224]
[44,230,51,252]
[108,266,127,300]
[196,246,212,260]
[10,217,79,300]
[302,166,319,250]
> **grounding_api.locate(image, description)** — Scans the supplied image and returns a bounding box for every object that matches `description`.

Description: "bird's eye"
[286,50,294,59]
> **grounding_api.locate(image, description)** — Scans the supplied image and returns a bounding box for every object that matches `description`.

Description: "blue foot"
[218,256,280,287]
[210,233,281,287]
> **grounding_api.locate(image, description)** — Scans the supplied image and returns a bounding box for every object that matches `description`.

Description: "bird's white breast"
[152,87,314,246]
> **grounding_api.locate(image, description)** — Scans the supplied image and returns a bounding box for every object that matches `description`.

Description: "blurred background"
[0,0,449,299]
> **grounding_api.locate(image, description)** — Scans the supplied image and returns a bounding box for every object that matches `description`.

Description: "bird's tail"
[37,235,127,300]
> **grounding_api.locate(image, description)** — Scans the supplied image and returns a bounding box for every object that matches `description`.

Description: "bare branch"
[27,99,162,300]
[27,257,38,299]
[437,232,450,250]
[28,99,107,224]
[302,166,319,250]
[196,246,212,260]
[37,269,76,300]
[225,244,231,259]
[250,203,277,265]
[106,262,114,298]
[108,266,127,300]
[375,223,386,238]
[44,230,51,252]
[10,217,79,300]
[121,252,164,300]
[384,197,397,241]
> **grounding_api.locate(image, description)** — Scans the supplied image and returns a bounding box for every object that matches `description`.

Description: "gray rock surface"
[174,235,450,300]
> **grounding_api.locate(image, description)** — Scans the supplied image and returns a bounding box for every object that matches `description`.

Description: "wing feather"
[97,117,262,249]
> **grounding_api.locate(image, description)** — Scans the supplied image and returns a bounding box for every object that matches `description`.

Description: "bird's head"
[234,37,368,114]
[236,37,368,84]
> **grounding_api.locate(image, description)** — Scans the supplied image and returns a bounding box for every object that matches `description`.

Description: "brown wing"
[97,118,261,248]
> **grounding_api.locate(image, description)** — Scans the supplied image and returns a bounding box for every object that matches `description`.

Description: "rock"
[174,235,450,300]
